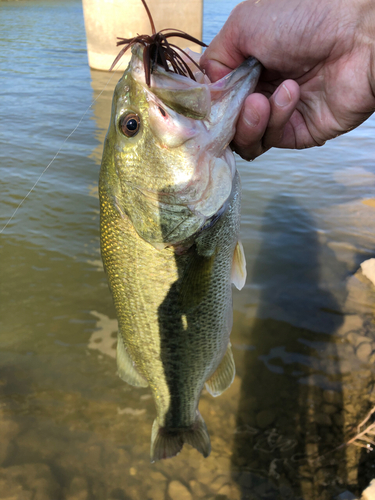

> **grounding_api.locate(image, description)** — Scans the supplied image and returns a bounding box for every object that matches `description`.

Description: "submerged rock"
[255,409,276,429]
[0,464,59,500]
[355,341,372,363]
[335,491,358,500]
[0,418,19,466]
[168,480,192,500]
[361,479,375,500]
[65,476,89,500]
[360,259,375,288]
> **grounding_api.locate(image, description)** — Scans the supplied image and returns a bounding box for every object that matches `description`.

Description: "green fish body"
[99,46,260,461]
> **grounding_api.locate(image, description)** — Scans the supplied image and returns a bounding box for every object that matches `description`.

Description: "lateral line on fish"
[0,70,120,235]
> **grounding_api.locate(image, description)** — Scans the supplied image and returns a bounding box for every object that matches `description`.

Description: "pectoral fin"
[117,333,148,387]
[231,241,247,290]
[205,344,235,397]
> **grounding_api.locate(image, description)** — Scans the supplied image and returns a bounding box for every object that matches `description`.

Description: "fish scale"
[99,44,260,460]
[100,169,240,455]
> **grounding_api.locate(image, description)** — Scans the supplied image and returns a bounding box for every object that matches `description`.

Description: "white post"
[82,0,203,71]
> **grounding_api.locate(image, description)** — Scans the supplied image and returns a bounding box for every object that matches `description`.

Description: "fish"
[99,43,260,461]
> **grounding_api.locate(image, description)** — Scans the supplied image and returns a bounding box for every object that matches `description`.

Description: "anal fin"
[231,240,247,290]
[205,344,235,397]
[117,333,148,387]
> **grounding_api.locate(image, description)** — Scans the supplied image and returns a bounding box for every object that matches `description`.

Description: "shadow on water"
[231,195,348,500]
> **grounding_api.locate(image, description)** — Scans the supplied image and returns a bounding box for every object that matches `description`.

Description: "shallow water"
[1,1,375,499]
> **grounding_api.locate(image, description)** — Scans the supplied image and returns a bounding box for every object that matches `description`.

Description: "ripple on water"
[1,0,375,499]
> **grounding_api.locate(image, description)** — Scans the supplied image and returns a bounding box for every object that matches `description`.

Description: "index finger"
[200,5,249,82]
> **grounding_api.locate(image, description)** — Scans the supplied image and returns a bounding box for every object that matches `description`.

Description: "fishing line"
[0,64,123,235]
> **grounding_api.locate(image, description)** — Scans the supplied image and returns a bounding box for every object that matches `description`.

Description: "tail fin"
[150,412,211,462]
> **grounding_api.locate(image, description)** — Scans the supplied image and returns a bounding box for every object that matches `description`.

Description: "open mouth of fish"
[133,49,260,212]
[118,46,261,247]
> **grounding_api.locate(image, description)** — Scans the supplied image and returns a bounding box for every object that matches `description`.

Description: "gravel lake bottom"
[1,1,375,499]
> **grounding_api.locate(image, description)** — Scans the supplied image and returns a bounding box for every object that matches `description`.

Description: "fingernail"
[243,107,260,127]
[274,83,291,107]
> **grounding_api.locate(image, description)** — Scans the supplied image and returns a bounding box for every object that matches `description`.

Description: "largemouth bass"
[99,45,260,461]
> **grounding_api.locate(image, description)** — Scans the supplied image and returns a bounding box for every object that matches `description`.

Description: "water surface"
[1,1,375,499]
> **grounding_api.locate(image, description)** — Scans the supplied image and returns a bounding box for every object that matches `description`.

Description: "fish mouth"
[121,46,261,247]
[131,44,261,123]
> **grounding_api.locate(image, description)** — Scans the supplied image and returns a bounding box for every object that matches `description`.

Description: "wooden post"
[82,0,203,71]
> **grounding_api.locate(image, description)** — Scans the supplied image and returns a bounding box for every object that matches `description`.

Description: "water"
[1,1,375,499]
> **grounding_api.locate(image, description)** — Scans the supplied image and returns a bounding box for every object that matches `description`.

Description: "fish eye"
[119,113,140,137]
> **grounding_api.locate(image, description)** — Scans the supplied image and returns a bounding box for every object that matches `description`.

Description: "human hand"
[200,0,375,160]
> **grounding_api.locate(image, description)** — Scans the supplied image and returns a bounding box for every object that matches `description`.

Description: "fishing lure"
[109,0,207,84]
